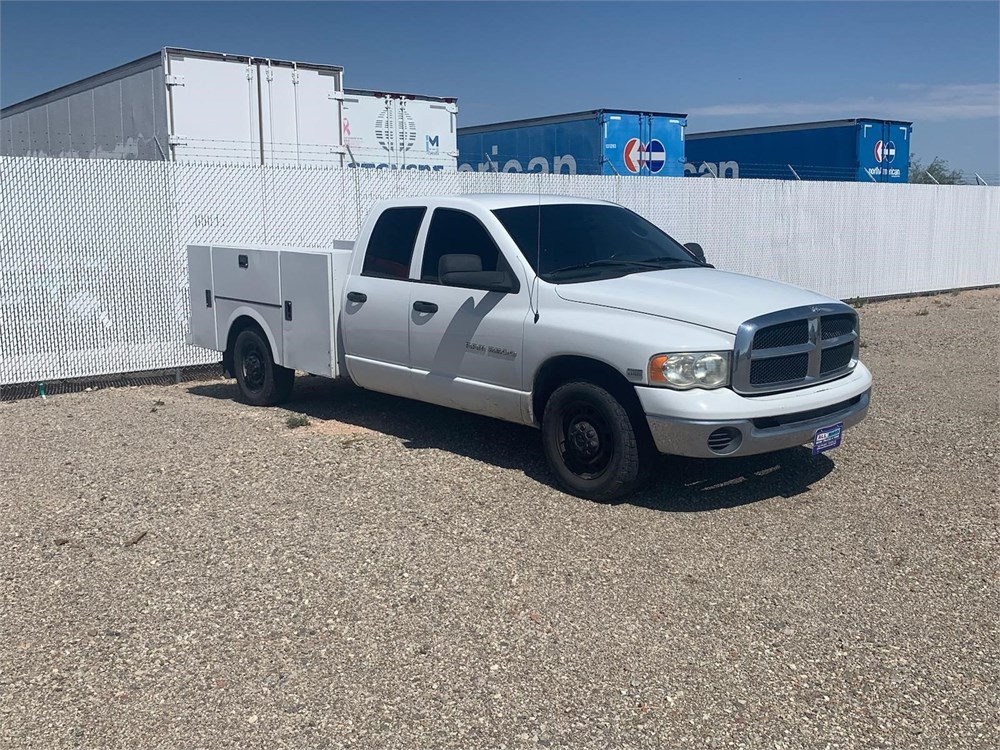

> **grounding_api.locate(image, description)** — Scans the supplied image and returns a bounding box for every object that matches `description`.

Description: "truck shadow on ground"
[188,376,835,512]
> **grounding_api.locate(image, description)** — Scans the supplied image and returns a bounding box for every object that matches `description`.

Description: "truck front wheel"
[232,328,294,406]
[542,381,648,501]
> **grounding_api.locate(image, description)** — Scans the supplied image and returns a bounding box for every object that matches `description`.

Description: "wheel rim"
[241,342,266,392]
[559,400,614,480]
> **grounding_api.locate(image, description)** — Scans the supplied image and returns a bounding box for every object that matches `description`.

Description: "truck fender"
[222,306,283,367]
[529,355,644,428]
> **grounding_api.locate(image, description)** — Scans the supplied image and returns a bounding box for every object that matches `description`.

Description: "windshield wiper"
[545,257,701,277]
[640,255,706,266]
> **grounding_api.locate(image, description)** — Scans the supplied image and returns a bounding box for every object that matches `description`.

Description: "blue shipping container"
[685,119,913,182]
[458,109,687,176]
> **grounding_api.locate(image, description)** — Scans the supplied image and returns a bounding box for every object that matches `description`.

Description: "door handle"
[412,300,438,314]
[346,291,367,303]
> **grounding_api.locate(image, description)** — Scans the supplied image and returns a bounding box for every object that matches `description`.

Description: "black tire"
[232,327,294,406]
[541,381,649,501]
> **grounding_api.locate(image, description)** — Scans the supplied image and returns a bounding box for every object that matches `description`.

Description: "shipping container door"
[648,115,687,177]
[397,98,458,172]
[343,93,397,168]
[856,121,886,182]
[259,63,344,168]
[259,63,297,166]
[166,52,261,164]
[603,113,644,175]
[297,68,345,168]
[291,68,345,168]
[885,123,910,182]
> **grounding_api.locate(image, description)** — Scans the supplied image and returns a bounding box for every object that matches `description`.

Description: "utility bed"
[187,243,353,378]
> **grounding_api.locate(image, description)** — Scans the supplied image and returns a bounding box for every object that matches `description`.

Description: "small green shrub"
[286,414,310,429]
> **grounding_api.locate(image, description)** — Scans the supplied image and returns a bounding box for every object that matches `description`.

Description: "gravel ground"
[1,289,997,750]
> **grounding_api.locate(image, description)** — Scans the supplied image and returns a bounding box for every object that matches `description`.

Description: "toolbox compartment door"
[186,245,217,349]
[211,246,281,306]
[280,249,336,377]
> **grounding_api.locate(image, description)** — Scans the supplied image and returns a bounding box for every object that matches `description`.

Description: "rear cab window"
[361,207,427,280]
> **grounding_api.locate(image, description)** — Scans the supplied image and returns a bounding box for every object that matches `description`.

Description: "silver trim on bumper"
[646,388,871,458]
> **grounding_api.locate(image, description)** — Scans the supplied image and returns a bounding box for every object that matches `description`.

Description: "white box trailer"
[343,89,458,172]
[1,47,459,170]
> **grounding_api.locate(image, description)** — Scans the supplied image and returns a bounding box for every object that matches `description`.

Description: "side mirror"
[438,253,519,293]
[440,269,516,293]
[684,242,708,264]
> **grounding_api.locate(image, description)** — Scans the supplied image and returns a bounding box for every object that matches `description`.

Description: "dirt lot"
[1,289,997,749]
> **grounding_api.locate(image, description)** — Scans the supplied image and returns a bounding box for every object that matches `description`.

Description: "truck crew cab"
[187,195,871,501]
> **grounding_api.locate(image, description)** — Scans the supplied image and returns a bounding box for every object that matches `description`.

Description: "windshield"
[493,203,702,282]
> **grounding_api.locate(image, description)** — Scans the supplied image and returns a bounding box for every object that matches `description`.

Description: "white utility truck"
[187,195,871,500]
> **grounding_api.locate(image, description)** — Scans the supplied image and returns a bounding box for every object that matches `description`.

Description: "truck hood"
[554,268,834,334]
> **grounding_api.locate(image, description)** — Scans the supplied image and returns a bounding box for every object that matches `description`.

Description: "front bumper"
[639,364,872,458]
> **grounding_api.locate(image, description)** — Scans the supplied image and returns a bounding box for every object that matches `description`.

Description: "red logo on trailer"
[623,138,666,174]
[624,138,644,173]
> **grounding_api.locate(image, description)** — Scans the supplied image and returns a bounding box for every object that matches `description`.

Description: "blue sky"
[2,1,998,176]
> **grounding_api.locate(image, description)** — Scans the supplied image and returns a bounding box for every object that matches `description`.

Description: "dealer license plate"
[812,423,843,455]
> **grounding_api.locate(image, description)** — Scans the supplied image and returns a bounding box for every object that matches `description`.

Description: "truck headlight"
[648,352,730,389]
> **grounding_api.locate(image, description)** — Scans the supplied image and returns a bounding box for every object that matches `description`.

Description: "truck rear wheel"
[542,381,648,502]
[232,328,294,406]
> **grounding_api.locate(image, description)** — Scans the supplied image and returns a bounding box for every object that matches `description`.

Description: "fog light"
[707,427,742,455]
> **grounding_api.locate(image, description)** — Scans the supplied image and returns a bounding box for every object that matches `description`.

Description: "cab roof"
[374,194,615,211]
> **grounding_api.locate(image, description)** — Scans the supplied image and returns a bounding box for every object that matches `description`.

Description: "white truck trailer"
[343,89,458,171]
[1,47,458,171]
[187,195,871,501]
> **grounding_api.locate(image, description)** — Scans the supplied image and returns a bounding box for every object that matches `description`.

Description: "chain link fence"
[2,155,998,390]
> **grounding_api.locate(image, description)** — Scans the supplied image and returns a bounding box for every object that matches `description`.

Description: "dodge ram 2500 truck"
[187,195,871,500]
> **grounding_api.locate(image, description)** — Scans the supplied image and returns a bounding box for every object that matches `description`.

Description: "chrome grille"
[732,303,859,395]
[753,320,809,349]
[821,314,855,341]
[750,353,809,385]
[821,342,855,373]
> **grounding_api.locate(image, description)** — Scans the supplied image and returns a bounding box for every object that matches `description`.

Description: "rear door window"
[361,207,426,280]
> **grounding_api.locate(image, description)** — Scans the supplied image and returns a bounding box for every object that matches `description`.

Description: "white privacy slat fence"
[1,155,998,385]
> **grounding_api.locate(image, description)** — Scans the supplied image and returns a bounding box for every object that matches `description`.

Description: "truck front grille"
[752,320,809,349]
[750,353,809,385]
[821,314,855,340]
[821,342,855,373]
[733,304,859,395]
